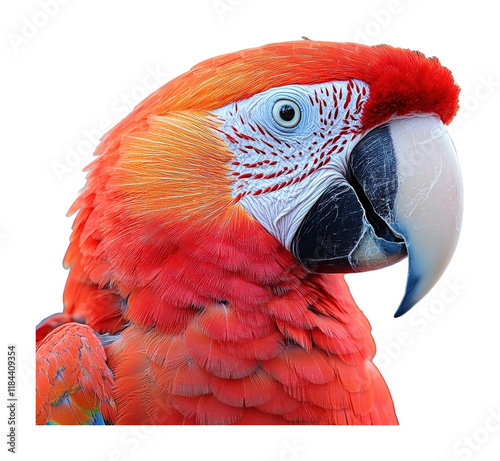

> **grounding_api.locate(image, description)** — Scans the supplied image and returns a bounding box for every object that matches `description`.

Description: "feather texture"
[34,40,461,424]
[36,323,116,425]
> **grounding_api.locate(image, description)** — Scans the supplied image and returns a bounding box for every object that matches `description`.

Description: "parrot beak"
[291,115,463,316]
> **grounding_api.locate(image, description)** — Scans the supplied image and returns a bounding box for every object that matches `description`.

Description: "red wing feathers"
[36,323,116,425]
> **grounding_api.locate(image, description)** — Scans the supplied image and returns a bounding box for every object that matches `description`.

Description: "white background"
[2,0,499,460]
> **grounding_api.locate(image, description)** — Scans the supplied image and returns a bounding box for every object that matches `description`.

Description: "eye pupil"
[272,99,301,128]
[279,104,296,122]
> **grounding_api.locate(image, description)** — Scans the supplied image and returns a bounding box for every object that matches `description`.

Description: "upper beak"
[291,115,463,316]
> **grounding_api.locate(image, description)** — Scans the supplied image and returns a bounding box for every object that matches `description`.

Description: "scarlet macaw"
[36,41,463,425]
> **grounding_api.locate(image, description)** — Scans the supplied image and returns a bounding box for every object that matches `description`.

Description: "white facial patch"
[213,79,370,249]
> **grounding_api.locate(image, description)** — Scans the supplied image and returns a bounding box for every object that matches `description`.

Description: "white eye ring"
[272,99,301,128]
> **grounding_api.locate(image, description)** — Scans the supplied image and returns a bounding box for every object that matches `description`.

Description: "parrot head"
[84,41,462,318]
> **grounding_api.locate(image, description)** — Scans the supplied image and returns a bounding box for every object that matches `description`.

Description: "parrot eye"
[272,99,301,128]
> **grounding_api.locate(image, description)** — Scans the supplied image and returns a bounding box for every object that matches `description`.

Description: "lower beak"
[291,115,463,316]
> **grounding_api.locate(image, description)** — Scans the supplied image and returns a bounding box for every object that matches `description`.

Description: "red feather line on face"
[41,41,461,425]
